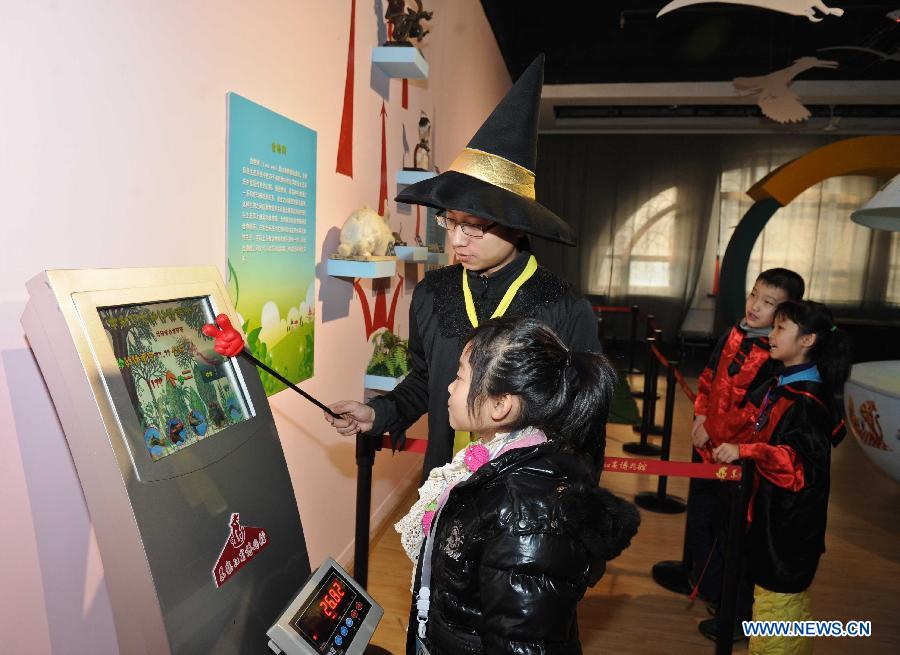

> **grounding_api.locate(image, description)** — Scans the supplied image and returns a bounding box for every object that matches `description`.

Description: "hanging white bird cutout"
[818,46,900,62]
[732,57,839,124]
[657,1,845,23]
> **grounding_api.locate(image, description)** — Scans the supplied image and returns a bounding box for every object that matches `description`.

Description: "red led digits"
[317,578,347,620]
[319,599,337,619]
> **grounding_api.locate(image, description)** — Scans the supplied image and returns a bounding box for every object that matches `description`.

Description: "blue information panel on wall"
[226,93,317,396]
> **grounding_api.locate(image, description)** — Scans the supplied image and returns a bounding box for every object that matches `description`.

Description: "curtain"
[534,134,899,341]
[533,135,718,337]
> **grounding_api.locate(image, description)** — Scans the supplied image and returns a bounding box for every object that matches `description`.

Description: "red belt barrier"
[603,456,741,480]
[650,342,668,367]
[674,368,698,402]
[382,438,741,481]
[648,342,698,402]
[591,305,633,313]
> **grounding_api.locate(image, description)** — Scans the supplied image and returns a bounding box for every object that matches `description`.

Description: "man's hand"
[712,443,740,464]
[691,415,709,449]
[324,400,375,436]
[201,314,245,357]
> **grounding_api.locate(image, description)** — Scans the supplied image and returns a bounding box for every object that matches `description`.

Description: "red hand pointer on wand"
[202,314,342,420]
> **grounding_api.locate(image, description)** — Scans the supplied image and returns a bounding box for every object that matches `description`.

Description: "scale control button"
[350,610,358,619]
[334,635,343,646]
[355,602,363,610]
[345,618,354,627]
[340,626,349,637]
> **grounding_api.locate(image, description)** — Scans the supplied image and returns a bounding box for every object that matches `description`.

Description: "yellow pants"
[749,585,813,655]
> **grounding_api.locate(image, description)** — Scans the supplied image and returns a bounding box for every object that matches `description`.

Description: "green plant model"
[366,330,411,378]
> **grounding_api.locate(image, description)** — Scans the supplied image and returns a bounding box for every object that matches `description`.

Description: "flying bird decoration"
[657,0,845,23]
[732,57,839,124]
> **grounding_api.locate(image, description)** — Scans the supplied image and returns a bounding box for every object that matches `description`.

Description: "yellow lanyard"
[462,255,538,328]
[454,254,538,454]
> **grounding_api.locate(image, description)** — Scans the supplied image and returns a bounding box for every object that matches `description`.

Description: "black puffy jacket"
[419,440,640,655]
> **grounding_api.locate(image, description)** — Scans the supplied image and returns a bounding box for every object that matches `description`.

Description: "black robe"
[366,250,601,478]
[742,379,845,593]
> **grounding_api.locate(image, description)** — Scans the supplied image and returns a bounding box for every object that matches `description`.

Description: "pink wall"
[0,1,509,651]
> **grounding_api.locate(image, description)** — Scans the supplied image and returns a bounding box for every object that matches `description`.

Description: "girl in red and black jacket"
[712,300,850,654]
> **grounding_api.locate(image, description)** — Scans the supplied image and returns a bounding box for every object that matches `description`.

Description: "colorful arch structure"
[717,136,900,328]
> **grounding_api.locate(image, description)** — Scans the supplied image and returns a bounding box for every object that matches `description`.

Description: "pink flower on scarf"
[464,443,490,472]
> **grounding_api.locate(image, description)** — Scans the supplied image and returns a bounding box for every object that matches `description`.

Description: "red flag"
[336,0,355,177]
[378,101,388,216]
[712,255,720,296]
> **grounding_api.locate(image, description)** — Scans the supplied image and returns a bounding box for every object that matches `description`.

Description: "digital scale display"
[97,297,253,461]
[289,568,372,654]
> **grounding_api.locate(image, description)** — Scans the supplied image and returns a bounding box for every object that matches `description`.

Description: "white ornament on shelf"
[338,205,395,258]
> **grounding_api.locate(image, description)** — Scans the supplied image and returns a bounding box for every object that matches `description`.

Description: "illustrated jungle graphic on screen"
[98,298,251,461]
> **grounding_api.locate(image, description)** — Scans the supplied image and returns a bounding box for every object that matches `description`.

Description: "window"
[595,187,677,294]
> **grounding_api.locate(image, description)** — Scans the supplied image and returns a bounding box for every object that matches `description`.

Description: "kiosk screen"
[98,297,252,461]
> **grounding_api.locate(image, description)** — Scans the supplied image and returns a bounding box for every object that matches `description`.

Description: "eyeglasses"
[435,211,497,239]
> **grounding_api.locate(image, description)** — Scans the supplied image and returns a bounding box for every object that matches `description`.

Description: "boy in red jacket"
[654,267,804,642]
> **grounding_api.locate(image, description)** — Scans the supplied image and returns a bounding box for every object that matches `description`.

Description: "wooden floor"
[364,374,900,654]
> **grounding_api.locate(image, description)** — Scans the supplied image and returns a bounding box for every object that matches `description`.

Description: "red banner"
[603,456,741,480]
[378,101,388,215]
[381,439,742,481]
[335,0,356,177]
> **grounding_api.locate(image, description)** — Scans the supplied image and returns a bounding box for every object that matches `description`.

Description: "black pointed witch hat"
[395,54,575,246]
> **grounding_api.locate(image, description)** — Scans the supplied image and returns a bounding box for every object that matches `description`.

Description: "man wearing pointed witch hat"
[326,54,602,477]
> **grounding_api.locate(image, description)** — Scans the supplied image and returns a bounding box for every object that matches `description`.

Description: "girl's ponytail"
[816,326,852,391]
[555,351,616,460]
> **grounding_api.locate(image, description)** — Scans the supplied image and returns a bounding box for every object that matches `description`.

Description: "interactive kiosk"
[22,267,381,655]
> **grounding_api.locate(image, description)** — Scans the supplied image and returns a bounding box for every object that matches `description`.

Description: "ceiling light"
[851,174,900,231]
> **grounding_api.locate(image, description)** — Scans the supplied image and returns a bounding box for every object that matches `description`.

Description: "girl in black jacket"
[712,301,851,655]
[396,316,640,655]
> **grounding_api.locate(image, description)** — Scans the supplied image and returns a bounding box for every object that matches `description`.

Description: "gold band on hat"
[447,148,536,200]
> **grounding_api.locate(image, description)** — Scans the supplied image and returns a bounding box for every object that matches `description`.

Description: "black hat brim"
[395,170,576,246]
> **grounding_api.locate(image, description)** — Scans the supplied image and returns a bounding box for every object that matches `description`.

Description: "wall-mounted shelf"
[427,252,449,266]
[364,374,405,391]
[326,257,397,279]
[372,46,429,79]
[396,169,437,186]
[394,246,428,262]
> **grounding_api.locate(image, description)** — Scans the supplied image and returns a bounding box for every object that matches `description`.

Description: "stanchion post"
[631,313,655,399]
[628,304,640,373]
[645,328,664,435]
[353,432,379,589]
[642,336,654,436]
[650,445,711,595]
[635,360,687,513]
[624,336,662,456]
[716,459,754,655]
